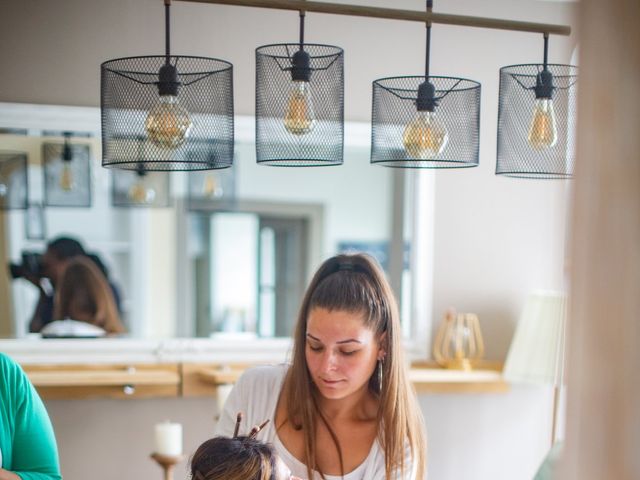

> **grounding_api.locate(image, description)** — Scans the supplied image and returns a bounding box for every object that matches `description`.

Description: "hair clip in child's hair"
[248,419,270,439]
[233,412,243,438]
[232,411,270,440]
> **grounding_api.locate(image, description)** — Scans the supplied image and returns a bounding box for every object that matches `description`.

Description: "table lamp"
[503,290,567,445]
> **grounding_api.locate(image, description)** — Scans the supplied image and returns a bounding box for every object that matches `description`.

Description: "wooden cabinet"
[24,364,181,400]
[23,361,507,400]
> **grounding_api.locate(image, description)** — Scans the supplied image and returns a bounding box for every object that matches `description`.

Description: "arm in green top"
[0,354,62,480]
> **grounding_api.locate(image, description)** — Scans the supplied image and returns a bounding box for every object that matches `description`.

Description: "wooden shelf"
[197,367,246,385]
[195,364,508,395]
[27,369,180,387]
[409,368,508,394]
[21,361,508,399]
[24,364,181,400]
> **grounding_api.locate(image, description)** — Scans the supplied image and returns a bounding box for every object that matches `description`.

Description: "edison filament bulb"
[402,111,449,160]
[528,98,558,150]
[145,95,193,150]
[203,174,223,198]
[284,81,316,135]
[128,181,155,204]
[59,164,75,191]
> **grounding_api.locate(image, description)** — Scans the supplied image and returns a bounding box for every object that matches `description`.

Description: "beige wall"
[0,0,577,359]
[0,0,578,479]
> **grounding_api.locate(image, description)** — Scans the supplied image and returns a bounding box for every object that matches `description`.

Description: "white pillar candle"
[154,421,183,456]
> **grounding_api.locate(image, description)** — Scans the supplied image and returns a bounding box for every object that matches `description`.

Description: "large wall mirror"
[0,103,433,349]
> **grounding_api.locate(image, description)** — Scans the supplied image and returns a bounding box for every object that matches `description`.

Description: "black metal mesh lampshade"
[0,152,28,210]
[43,140,92,207]
[371,76,481,168]
[256,44,344,166]
[496,64,578,178]
[111,168,170,208]
[101,55,234,171]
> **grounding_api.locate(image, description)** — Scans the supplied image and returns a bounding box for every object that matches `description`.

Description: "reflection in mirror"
[179,139,412,339]
[0,105,420,342]
[42,136,92,207]
[0,152,28,210]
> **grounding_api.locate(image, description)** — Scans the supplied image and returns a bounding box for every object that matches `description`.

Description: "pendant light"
[371,1,480,168]
[101,0,234,171]
[255,10,344,166]
[187,138,236,209]
[496,34,578,178]
[43,133,92,207]
[0,152,28,210]
[111,137,170,207]
[187,166,236,210]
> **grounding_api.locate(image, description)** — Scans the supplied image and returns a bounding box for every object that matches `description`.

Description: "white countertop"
[0,337,292,365]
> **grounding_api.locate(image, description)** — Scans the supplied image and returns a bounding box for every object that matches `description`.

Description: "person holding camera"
[16,237,87,333]
[10,236,122,333]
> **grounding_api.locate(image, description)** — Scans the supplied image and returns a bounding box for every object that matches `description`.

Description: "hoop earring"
[377,359,383,393]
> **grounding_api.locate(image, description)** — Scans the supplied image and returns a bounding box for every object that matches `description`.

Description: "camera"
[9,251,45,280]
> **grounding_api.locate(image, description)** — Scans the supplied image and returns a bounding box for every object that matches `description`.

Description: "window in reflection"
[190,210,310,338]
[179,140,416,340]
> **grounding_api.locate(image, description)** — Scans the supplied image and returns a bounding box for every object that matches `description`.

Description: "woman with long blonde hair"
[52,256,125,334]
[216,253,426,479]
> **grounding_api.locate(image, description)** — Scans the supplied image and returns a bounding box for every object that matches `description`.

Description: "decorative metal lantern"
[371,76,481,167]
[371,1,480,168]
[43,134,92,207]
[0,152,28,210]
[255,12,344,166]
[496,36,578,178]
[101,1,234,171]
[433,310,485,371]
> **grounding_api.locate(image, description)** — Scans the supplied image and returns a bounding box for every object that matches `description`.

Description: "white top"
[40,319,106,338]
[215,364,416,480]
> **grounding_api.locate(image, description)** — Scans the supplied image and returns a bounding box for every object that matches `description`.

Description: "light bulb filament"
[284,81,316,135]
[203,174,223,198]
[145,95,193,150]
[128,182,155,204]
[402,111,449,160]
[59,164,75,191]
[528,98,558,150]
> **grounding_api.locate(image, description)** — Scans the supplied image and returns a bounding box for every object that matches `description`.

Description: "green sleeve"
[1,354,62,480]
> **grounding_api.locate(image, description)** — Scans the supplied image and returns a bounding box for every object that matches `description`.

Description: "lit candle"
[154,421,183,456]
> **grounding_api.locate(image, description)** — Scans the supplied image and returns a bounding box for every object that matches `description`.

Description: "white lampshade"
[504,291,567,386]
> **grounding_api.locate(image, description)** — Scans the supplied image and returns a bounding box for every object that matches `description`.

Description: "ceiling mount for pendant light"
[496,34,578,179]
[255,9,344,166]
[371,0,481,168]
[101,0,234,171]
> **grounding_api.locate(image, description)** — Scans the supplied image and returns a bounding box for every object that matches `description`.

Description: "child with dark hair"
[191,414,301,480]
